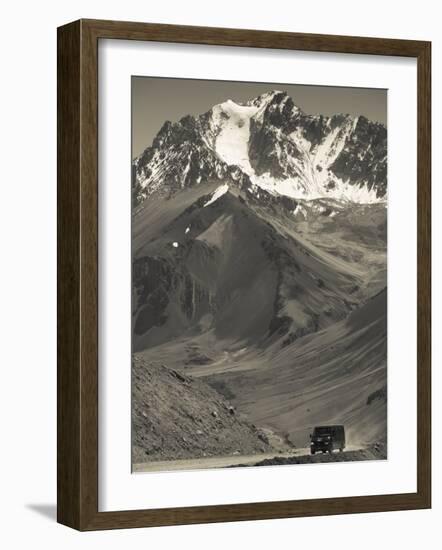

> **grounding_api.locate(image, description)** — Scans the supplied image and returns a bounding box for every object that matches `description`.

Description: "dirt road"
[133,444,366,473]
[134,449,310,473]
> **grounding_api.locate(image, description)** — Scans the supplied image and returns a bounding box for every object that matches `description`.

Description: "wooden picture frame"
[57,18,431,531]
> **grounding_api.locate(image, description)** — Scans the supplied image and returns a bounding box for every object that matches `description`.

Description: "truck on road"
[310,425,345,454]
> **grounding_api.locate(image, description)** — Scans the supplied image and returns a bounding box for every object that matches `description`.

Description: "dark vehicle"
[310,425,345,454]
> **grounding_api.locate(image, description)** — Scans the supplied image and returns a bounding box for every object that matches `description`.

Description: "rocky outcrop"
[132,358,273,463]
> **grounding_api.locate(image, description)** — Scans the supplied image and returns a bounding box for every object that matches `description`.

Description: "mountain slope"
[132,185,380,353]
[203,289,387,448]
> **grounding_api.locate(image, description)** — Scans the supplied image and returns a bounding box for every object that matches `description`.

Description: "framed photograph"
[57,19,431,530]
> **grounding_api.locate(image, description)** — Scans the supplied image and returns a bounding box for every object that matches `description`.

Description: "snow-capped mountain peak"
[133,91,387,206]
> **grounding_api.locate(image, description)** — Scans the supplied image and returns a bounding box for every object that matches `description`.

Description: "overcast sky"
[132,77,387,158]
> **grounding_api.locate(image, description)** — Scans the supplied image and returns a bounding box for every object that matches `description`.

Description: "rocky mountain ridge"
[133,90,387,206]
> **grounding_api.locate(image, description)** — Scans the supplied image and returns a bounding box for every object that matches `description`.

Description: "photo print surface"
[131,77,387,472]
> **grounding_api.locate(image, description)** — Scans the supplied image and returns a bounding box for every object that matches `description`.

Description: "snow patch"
[172,242,179,248]
[333,180,381,204]
[312,204,327,214]
[204,184,229,207]
[181,160,191,187]
[212,101,258,174]
[293,204,307,219]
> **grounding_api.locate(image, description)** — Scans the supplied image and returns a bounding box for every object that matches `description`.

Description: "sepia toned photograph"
[131,77,387,472]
